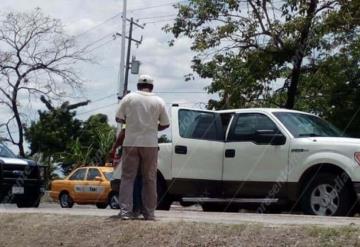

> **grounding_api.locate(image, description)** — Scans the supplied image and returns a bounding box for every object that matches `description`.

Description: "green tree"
[25,97,88,177]
[78,114,116,166]
[296,37,360,137]
[165,0,360,110]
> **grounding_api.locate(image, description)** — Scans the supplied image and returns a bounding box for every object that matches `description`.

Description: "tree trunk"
[285,0,318,109]
[12,102,25,157]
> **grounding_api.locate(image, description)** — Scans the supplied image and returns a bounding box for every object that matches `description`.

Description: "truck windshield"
[0,143,16,158]
[273,112,343,138]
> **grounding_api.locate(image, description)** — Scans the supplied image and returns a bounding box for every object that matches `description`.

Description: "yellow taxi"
[50,166,119,209]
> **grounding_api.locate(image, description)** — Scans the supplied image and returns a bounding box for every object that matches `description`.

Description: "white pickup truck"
[154,106,360,216]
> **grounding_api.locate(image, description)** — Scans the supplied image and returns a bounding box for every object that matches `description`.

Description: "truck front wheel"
[300,173,353,216]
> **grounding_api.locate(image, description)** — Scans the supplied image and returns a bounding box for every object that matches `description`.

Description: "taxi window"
[87,168,101,181]
[69,168,86,180]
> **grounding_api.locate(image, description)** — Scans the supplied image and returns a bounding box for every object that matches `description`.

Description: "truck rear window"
[178,110,222,141]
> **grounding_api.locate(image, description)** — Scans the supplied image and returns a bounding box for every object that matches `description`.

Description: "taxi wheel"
[59,192,74,208]
[108,192,120,209]
[96,203,108,209]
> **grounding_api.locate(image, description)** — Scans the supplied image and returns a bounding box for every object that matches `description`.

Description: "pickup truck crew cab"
[153,107,360,216]
[0,143,46,207]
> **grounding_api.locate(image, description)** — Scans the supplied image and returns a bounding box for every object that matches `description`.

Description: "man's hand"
[109,147,116,160]
[115,117,125,124]
[158,124,170,131]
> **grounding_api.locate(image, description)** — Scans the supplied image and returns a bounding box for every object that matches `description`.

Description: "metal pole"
[118,0,127,100]
[123,18,133,96]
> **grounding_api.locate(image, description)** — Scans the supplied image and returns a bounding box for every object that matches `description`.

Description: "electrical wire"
[137,14,177,20]
[81,33,115,51]
[128,1,185,12]
[86,39,116,53]
[73,14,122,38]
[77,102,118,116]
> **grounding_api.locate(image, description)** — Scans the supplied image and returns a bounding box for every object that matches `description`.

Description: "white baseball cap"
[138,74,154,85]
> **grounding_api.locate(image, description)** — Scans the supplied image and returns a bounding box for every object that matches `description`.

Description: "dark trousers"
[133,175,142,212]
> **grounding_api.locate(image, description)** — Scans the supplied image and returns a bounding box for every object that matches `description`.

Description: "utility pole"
[116,19,143,97]
[118,0,127,101]
[124,18,143,96]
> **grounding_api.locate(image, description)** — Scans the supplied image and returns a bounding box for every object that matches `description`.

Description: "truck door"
[222,112,290,198]
[170,107,225,197]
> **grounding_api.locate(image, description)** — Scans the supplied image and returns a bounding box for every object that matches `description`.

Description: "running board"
[181,197,279,204]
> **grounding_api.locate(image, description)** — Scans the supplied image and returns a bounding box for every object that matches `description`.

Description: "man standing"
[116,75,170,220]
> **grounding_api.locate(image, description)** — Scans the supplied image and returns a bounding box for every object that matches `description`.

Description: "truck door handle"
[225,149,235,158]
[175,145,187,155]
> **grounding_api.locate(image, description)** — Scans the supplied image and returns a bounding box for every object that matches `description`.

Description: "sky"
[0,0,218,151]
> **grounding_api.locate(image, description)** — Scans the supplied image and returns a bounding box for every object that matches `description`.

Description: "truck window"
[178,109,222,141]
[228,113,278,142]
[69,168,87,180]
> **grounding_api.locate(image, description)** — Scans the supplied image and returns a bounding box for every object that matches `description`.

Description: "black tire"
[59,192,74,208]
[108,192,120,209]
[201,203,238,212]
[16,199,40,208]
[179,201,195,207]
[96,203,108,209]
[300,173,354,216]
[156,178,172,210]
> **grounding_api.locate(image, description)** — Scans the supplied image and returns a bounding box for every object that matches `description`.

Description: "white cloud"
[0,0,219,153]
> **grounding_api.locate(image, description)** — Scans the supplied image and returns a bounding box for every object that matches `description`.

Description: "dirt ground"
[0,213,360,247]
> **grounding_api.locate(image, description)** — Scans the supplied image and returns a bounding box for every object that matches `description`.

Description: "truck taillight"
[355,153,360,165]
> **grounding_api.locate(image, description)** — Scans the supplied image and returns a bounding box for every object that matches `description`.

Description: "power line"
[90,93,117,103]
[71,1,184,39]
[73,14,122,38]
[138,14,177,20]
[86,39,116,53]
[129,1,185,12]
[77,102,118,116]
[144,18,177,25]
[82,33,115,50]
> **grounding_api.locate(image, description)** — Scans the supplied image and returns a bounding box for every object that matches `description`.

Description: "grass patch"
[1,213,360,246]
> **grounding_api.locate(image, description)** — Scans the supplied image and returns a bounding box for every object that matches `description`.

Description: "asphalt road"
[1,203,360,227]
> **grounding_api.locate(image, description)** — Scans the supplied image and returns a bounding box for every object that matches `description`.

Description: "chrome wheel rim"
[310,184,339,216]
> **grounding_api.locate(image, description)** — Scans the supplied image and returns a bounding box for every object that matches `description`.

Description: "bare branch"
[5,116,17,145]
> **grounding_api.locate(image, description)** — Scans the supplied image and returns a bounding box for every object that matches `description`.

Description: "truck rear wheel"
[156,178,172,210]
[300,173,353,216]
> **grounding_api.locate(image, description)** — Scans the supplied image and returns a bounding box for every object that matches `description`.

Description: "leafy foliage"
[25,102,115,176]
[165,0,360,135]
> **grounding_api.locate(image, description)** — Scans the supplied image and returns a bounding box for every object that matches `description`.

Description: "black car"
[0,143,46,207]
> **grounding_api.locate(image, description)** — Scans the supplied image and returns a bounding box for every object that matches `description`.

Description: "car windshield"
[103,172,113,181]
[273,112,343,138]
[0,143,16,158]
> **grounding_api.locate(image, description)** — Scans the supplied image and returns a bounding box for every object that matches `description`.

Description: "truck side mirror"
[95,176,103,181]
